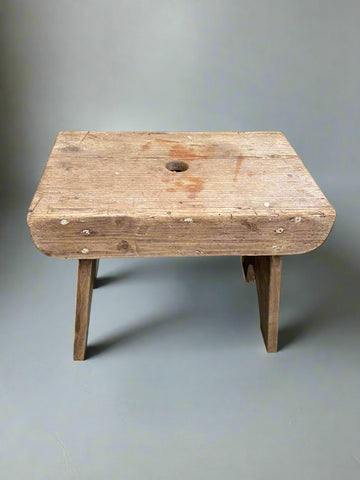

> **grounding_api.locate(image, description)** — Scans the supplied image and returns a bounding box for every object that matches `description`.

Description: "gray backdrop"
[1,1,359,479]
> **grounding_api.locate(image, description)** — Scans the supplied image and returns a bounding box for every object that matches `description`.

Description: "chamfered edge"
[27,206,336,259]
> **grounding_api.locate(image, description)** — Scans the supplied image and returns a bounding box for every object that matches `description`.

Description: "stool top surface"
[30,131,333,215]
[28,131,335,258]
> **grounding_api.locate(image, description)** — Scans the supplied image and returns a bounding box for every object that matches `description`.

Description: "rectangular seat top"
[28,131,335,258]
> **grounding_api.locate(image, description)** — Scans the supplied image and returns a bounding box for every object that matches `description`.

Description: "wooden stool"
[27,132,336,360]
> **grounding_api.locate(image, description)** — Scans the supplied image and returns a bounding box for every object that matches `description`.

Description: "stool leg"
[74,259,98,360]
[253,256,282,352]
[93,259,100,288]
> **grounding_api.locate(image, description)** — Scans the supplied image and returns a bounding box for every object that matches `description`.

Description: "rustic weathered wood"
[253,256,282,353]
[74,259,98,360]
[27,131,336,358]
[241,256,256,283]
[27,131,336,259]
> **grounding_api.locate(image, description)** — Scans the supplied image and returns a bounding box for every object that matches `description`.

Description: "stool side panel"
[27,208,335,258]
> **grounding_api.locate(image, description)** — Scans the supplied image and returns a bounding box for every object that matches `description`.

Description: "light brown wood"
[27,131,336,259]
[27,132,336,358]
[253,256,282,352]
[74,259,98,360]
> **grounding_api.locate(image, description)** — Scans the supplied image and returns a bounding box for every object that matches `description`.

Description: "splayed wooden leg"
[73,259,98,360]
[242,255,282,352]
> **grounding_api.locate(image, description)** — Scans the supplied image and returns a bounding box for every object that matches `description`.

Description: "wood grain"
[74,259,98,360]
[253,256,282,353]
[27,131,336,258]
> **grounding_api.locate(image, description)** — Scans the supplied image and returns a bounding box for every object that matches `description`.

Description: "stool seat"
[27,131,336,360]
[27,131,335,259]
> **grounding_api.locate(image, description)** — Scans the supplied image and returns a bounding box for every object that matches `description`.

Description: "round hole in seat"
[166,160,189,172]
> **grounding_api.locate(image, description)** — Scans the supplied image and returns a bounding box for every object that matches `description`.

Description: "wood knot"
[117,240,129,252]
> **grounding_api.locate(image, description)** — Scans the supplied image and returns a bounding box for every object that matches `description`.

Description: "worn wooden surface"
[252,256,282,353]
[27,131,336,258]
[73,259,98,360]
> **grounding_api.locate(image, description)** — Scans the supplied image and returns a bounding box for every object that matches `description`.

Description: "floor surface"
[1,201,359,480]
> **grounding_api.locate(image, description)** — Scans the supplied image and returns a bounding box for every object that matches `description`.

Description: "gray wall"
[2,1,359,209]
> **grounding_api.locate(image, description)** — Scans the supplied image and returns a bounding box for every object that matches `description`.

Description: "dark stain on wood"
[172,176,204,199]
[155,138,179,144]
[117,240,129,251]
[203,145,215,156]
[187,176,204,199]
[233,154,243,181]
[60,161,73,172]
[169,144,215,160]
[169,144,197,160]
[141,141,152,151]
[61,145,81,153]
[242,219,258,232]
[115,216,133,228]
